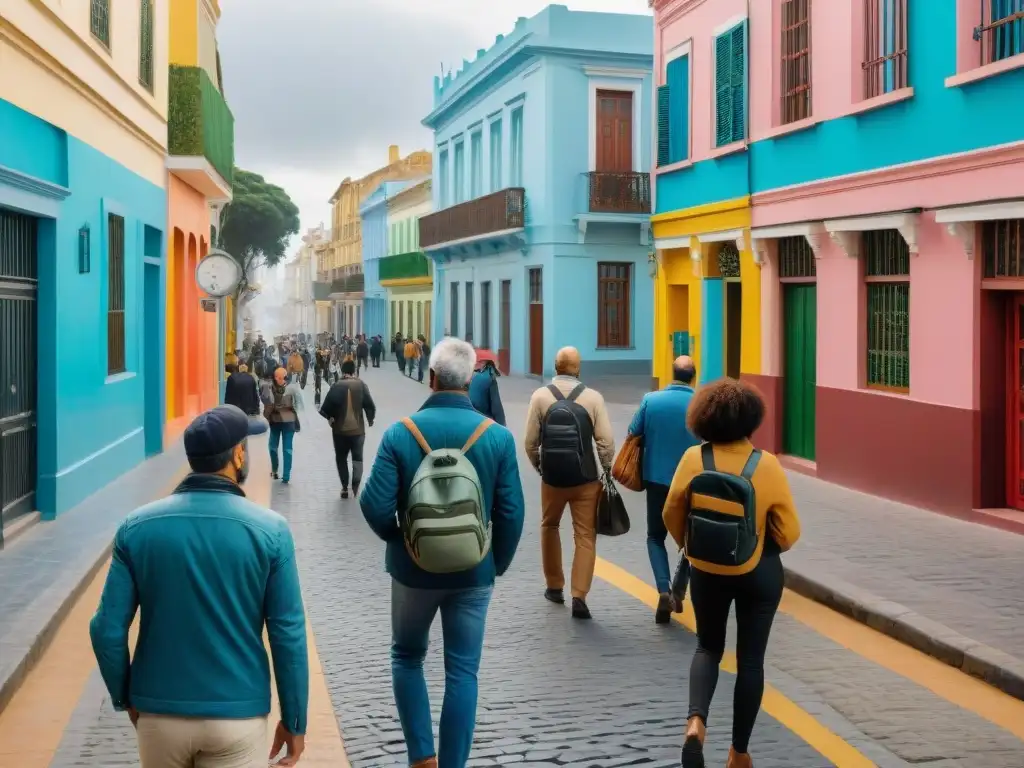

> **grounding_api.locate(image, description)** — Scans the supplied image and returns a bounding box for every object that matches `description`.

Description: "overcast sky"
[217,0,650,241]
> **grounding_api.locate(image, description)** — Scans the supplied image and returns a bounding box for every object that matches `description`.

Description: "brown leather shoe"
[411,758,437,768]
[726,746,753,768]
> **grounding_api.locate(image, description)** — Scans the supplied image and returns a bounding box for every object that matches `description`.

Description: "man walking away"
[224,364,261,416]
[89,406,308,768]
[627,355,699,623]
[370,335,383,367]
[404,337,420,379]
[319,359,376,499]
[469,360,506,426]
[356,336,369,373]
[360,338,525,768]
[395,333,406,375]
[524,346,615,620]
[416,335,430,383]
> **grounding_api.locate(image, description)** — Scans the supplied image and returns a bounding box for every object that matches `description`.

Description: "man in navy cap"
[89,405,309,767]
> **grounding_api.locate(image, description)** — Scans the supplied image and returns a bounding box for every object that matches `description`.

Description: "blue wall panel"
[700,278,724,383]
[656,150,749,214]
[363,297,387,339]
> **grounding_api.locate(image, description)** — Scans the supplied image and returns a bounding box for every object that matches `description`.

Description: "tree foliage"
[219,168,300,299]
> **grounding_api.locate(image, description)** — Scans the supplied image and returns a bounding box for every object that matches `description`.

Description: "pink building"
[653,0,1024,523]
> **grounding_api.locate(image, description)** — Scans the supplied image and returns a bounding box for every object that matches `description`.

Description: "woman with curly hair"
[662,378,801,768]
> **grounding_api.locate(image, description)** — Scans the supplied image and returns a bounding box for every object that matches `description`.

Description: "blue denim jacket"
[469,369,506,426]
[628,383,699,487]
[89,475,309,734]
[360,391,525,589]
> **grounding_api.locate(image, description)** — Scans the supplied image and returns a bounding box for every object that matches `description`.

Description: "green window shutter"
[730,22,747,143]
[714,32,733,147]
[656,84,671,167]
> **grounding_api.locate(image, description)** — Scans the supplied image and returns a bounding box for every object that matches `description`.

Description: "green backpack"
[685,444,763,568]
[399,417,494,574]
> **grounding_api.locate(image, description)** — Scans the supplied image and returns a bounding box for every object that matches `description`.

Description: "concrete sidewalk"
[491,370,1024,700]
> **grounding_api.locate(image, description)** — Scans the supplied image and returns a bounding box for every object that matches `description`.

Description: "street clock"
[195,249,242,298]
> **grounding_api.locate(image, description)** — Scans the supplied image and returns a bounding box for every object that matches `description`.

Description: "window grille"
[778,235,816,278]
[780,0,812,123]
[90,0,110,48]
[864,230,909,390]
[976,0,1024,64]
[107,214,127,375]
[528,268,542,304]
[717,243,741,278]
[139,0,155,91]
[982,219,1024,278]
[863,0,908,97]
[597,263,631,349]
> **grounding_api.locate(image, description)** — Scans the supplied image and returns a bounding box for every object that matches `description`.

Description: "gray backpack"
[400,417,494,574]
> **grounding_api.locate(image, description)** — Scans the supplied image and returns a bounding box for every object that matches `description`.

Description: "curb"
[0,540,114,714]
[784,565,1024,701]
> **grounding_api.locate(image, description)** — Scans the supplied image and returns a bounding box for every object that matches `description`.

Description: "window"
[90,0,110,48]
[449,281,459,336]
[438,149,449,208]
[470,131,483,199]
[982,218,1024,278]
[453,141,465,204]
[978,0,1024,64]
[597,262,631,349]
[864,0,908,97]
[780,0,811,124]
[465,282,475,344]
[139,0,155,91]
[107,213,126,375]
[715,22,747,146]
[659,48,691,165]
[864,230,910,391]
[489,120,503,191]
[500,280,511,352]
[481,281,492,349]
[510,107,524,186]
[407,302,413,335]
[778,236,816,278]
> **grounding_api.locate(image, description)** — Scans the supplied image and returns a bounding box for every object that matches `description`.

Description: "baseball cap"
[183,405,267,462]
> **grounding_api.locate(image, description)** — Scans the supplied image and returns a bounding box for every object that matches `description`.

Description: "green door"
[783,284,817,460]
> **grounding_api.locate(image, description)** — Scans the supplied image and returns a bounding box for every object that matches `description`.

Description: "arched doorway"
[168,229,186,420]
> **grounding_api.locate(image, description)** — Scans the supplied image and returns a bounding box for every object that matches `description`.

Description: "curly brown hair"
[686,377,765,444]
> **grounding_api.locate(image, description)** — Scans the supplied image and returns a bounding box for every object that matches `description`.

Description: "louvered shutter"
[657,84,670,167]
[730,22,747,143]
[714,32,733,147]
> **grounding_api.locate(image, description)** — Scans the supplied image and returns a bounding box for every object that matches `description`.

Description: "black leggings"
[687,552,784,753]
[332,433,365,488]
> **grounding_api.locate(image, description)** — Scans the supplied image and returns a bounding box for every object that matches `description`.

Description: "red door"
[596,91,633,171]
[528,268,543,376]
[1007,295,1024,509]
[498,280,511,374]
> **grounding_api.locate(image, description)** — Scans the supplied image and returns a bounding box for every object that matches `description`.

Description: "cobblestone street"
[2,365,1023,767]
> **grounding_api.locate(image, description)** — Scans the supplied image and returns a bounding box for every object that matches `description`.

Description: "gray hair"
[429,337,477,390]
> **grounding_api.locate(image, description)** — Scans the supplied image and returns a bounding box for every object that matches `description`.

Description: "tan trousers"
[136,714,266,768]
[540,481,602,599]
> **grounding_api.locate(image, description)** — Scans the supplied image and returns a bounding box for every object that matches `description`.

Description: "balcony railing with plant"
[379,251,431,282]
[583,171,651,214]
[168,65,235,186]
[419,188,525,249]
[330,273,365,294]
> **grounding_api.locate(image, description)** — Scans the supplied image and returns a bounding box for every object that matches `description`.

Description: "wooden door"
[499,280,511,374]
[783,283,817,460]
[528,268,543,376]
[1006,295,1024,509]
[596,90,633,172]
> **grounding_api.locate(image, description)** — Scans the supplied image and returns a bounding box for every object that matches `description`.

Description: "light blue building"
[0,98,166,532]
[360,179,423,340]
[420,5,654,377]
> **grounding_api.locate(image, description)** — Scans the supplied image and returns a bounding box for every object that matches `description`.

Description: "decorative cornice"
[657,0,711,27]
[824,211,920,256]
[828,231,860,259]
[581,66,648,79]
[0,164,71,201]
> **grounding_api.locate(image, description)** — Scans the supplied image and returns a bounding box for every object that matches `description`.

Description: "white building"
[283,225,327,338]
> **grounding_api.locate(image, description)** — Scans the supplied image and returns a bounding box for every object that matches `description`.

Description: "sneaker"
[271,471,279,480]
[571,597,592,619]
[340,488,349,499]
[655,592,673,624]
[281,478,289,485]
[543,588,565,604]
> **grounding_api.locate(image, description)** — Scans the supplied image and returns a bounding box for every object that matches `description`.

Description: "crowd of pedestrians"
[90,332,802,768]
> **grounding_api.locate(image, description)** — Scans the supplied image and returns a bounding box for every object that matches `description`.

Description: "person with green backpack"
[360,337,526,768]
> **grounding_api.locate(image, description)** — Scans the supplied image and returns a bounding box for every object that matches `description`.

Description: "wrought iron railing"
[330,273,365,294]
[863,0,908,98]
[586,172,651,214]
[975,0,1024,64]
[419,188,525,249]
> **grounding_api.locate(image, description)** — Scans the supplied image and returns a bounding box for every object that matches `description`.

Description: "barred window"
[597,262,631,348]
[780,0,811,124]
[778,235,816,278]
[90,0,110,49]
[863,0,908,98]
[139,0,155,91]
[976,0,1024,65]
[864,230,909,390]
[981,218,1023,278]
[107,214,127,375]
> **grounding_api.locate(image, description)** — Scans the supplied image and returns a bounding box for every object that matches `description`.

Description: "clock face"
[195,253,241,297]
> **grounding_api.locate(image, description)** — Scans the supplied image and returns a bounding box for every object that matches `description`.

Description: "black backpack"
[540,384,597,488]
[685,444,762,568]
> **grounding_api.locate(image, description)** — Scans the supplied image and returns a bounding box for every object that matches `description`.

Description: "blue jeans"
[391,580,493,767]
[647,481,689,596]
[268,422,296,481]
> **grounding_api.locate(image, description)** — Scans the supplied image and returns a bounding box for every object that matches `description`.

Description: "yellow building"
[322,145,431,336]
[651,197,760,389]
[164,0,234,440]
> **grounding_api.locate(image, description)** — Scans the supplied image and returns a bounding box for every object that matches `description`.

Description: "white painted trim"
[665,40,691,67]
[165,155,233,200]
[934,199,1024,224]
[588,77,644,173]
[582,66,648,80]
[943,222,976,260]
[696,228,744,244]
[713,14,747,38]
[654,236,692,250]
[750,222,823,240]
[825,211,920,254]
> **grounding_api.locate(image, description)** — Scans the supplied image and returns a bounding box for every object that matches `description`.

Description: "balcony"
[419,188,526,257]
[330,273,365,295]
[379,251,431,284]
[167,65,235,199]
[574,171,651,245]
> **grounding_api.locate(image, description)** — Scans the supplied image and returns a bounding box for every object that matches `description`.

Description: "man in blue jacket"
[468,358,506,426]
[89,405,309,767]
[361,337,526,768]
[627,355,700,624]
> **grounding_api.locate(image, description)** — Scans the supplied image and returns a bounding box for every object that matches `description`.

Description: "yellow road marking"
[593,557,876,767]
[777,590,1024,741]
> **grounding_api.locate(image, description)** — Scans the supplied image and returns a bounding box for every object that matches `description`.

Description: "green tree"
[219,168,300,314]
